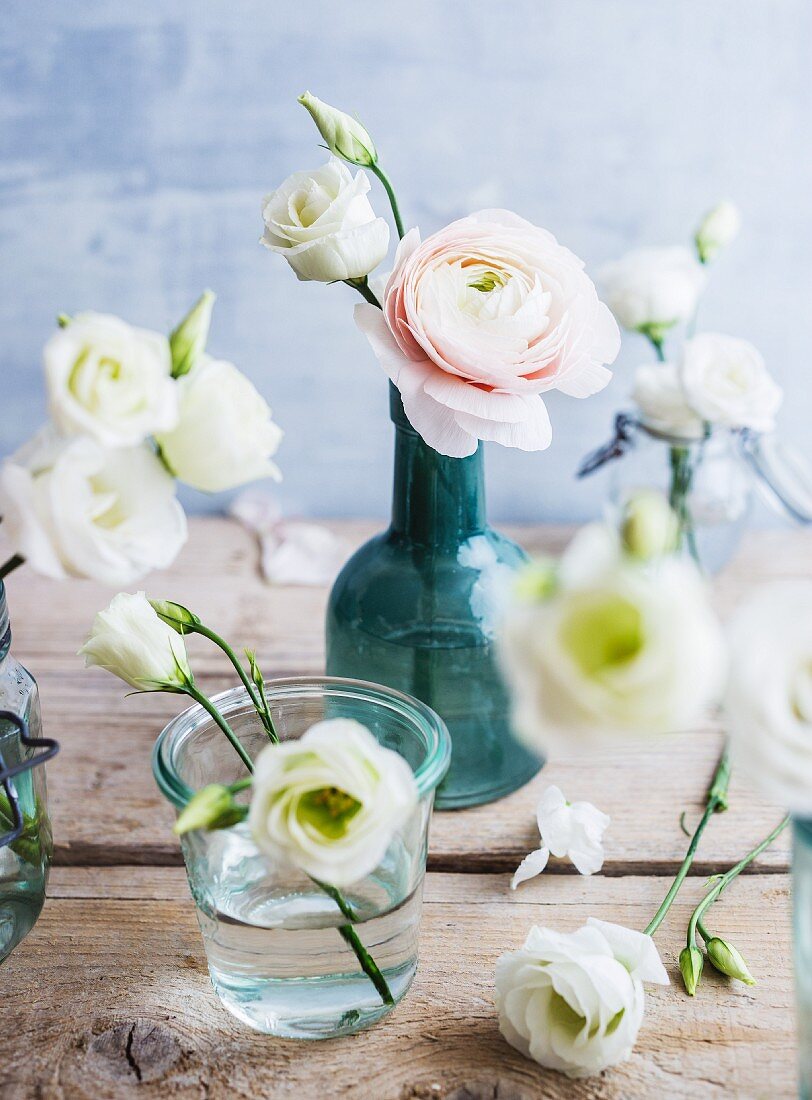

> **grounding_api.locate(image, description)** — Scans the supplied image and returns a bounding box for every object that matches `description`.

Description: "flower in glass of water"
[495,918,668,1078]
[680,332,782,433]
[632,362,705,440]
[511,785,610,887]
[249,717,418,886]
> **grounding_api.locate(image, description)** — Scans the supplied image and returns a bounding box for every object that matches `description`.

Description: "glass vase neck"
[388,384,486,549]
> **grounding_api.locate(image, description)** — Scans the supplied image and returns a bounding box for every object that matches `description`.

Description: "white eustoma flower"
[0,427,187,584]
[157,357,282,492]
[499,523,726,753]
[495,919,668,1078]
[512,785,609,887]
[725,581,812,815]
[681,333,782,433]
[298,91,377,167]
[44,312,178,447]
[600,246,707,334]
[249,718,418,886]
[79,591,191,690]
[632,362,705,440]
[695,201,742,263]
[261,158,389,282]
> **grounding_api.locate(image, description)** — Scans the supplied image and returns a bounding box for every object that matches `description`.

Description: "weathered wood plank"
[2,518,805,872]
[0,867,796,1099]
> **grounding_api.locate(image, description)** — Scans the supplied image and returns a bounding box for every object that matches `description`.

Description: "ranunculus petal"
[454,396,552,452]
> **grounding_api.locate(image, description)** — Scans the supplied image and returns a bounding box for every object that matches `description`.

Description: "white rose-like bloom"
[0,427,187,584]
[499,524,726,753]
[44,312,178,447]
[249,718,418,886]
[261,158,389,282]
[156,357,282,492]
[600,246,707,333]
[356,211,619,458]
[695,201,742,263]
[681,333,782,432]
[725,582,812,815]
[495,919,668,1078]
[632,362,704,440]
[512,785,610,887]
[79,591,191,690]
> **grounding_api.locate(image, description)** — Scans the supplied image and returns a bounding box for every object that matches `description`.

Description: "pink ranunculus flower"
[355,210,620,458]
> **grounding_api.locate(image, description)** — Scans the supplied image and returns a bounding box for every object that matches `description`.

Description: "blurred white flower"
[0,427,187,584]
[600,246,707,335]
[249,718,418,886]
[725,581,812,815]
[681,333,782,433]
[261,158,389,282]
[44,312,178,448]
[499,523,726,754]
[157,357,282,493]
[632,362,705,440]
[79,591,191,690]
[695,201,742,264]
[511,785,609,887]
[495,919,668,1078]
[298,92,377,167]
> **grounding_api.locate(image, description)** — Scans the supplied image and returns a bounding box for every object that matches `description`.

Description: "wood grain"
[0,867,795,1100]
[2,518,804,872]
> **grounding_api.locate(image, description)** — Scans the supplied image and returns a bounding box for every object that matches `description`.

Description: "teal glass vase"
[794,817,812,1098]
[326,385,541,809]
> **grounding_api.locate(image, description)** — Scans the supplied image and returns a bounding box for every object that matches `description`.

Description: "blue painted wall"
[1,1,810,521]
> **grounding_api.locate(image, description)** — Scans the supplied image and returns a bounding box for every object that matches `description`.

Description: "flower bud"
[173,784,247,835]
[679,945,704,996]
[150,599,201,634]
[169,290,215,378]
[695,201,741,264]
[621,491,679,561]
[298,92,377,167]
[706,937,755,985]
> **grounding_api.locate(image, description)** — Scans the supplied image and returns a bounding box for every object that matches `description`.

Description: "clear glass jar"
[152,677,450,1038]
[794,818,812,1099]
[0,581,53,963]
[609,423,753,573]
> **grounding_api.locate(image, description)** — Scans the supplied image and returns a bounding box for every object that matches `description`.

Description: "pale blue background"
[1,1,810,521]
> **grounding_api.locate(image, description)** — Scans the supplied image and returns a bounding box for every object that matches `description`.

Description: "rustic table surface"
[1,518,807,1099]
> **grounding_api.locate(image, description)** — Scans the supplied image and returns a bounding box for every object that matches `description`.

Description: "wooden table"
[1,519,806,1099]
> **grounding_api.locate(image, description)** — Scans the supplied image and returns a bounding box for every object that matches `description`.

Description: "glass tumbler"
[153,677,450,1039]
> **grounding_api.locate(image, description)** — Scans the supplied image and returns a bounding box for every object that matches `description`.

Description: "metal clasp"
[0,710,59,849]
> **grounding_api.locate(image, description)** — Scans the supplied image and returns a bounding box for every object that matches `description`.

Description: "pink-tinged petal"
[592,301,622,364]
[510,847,550,890]
[454,397,552,452]
[401,387,479,457]
[554,361,613,398]
[353,303,432,394]
[422,372,532,422]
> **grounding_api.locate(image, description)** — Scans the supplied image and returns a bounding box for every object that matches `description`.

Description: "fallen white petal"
[510,847,550,889]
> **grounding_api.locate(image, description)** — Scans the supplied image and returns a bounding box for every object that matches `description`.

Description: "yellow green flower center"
[297,786,362,839]
[468,269,509,293]
[560,593,645,677]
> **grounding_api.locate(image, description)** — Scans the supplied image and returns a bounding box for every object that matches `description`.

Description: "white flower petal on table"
[510,847,550,889]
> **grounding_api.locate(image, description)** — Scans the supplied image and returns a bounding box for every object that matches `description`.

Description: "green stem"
[184,683,254,774]
[644,748,730,936]
[189,624,278,742]
[338,924,395,1006]
[344,276,382,309]
[0,554,25,581]
[370,162,404,239]
[687,815,790,946]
